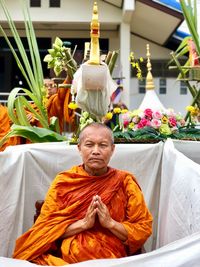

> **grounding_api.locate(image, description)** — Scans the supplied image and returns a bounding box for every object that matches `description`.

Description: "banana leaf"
[0,125,67,148]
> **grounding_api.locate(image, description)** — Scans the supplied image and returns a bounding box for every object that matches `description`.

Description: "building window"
[180,81,187,95]
[138,80,145,94]
[30,0,41,7]
[49,0,60,7]
[159,78,166,94]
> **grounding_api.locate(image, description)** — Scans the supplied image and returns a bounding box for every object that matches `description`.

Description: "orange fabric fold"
[0,104,20,152]
[47,76,75,132]
[13,165,152,265]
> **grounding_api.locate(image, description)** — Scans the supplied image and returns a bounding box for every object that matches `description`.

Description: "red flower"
[137,118,151,128]
[144,108,153,119]
[169,117,177,127]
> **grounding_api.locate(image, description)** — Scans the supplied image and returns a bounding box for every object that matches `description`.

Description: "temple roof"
[103,0,184,46]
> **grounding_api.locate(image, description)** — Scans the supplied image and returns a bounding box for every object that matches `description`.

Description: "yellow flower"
[70,137,77,143]
[186,105,199,116]
[159,124,171,135]
[129,52,134,60]
[105,112,113,120]
[132,109,142,116]
[113,107,121,114]
[186,105,195,112]
[139,57,143,62]
[161,116,168,124]
[68,102,78,110]
[136,72,142,80]
[121,109,129,114]
[128,122,135,129]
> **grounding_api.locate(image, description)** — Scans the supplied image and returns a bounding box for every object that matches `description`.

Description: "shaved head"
[78,122,114,145]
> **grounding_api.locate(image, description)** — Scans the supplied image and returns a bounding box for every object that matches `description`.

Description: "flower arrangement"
[103,108,200,142]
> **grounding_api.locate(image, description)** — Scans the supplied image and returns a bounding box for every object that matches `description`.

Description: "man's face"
[77,127,115,176]
[44,79,57,97]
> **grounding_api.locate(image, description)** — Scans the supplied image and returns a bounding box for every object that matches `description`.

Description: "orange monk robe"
[13,166,153,266]
[47,76,74,133]
[0,104,20,152]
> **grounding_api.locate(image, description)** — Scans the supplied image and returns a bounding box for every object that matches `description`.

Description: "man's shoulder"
[112,167,134,178]
[112,167,141,189]
[54,165,80,180]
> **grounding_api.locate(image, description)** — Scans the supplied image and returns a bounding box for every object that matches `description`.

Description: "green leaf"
[15,97,30,126]
[43,54,53,63]
[55,37,63,47]
[49,116,60,133]
[10,124,66,143]
[7,87,49,129]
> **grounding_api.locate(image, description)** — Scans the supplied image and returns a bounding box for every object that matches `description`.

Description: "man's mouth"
[89,158,102,161]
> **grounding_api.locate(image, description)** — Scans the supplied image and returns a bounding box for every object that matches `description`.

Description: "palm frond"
[0,0,49,133]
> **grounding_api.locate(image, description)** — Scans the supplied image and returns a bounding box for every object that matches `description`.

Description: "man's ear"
[111,144,115,155]
[77,143,81,153]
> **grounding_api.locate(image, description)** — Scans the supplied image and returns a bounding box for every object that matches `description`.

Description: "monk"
[19,76,74,132]
[0,104,20,152]
[13,122,153,265]
[46,76,74,132]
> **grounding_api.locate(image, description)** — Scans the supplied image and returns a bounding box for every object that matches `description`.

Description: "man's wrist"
[106,218,116,230]
[81,218,91,231]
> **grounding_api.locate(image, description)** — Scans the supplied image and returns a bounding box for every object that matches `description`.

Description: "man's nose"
[92,145,100,154]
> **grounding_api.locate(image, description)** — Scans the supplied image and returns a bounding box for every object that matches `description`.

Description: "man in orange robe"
[25,76,74,132]
[46,76,74,133]
[0,104,20,152]
[13,123,153,265]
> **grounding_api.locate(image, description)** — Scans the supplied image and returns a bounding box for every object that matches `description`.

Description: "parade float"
[0,1,200,267]
[0,0,200,150]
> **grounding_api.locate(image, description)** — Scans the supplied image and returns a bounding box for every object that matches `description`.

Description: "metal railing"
[0,92,31,106]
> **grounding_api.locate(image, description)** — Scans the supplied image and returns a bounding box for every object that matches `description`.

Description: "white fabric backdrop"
[0,139,200,266]
[157,139,200,247]
[1,232,200,267]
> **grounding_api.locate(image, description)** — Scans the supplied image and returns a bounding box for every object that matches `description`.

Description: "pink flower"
[121,113,132,128]
[144,108,153,119]
[151,119,161,129]
[179,119,186,126]
[132,115,140,124]
[169,117,177,127]
[152,111,162,120]
[137,118,151,128]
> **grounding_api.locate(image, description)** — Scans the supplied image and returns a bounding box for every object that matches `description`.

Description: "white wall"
[0,0,122,23]
[131,35,173,59]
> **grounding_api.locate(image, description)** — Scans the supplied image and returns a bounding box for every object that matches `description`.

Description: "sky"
[178,0,200,34]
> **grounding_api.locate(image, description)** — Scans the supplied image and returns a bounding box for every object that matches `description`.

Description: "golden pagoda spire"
[146,44,155,90]
[88,2,100,65]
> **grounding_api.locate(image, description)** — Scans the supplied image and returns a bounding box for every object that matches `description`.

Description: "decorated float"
[0,0,200,150]
[0,1,200,267]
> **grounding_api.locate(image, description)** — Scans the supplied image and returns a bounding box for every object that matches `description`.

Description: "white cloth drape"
[0,139,200,266]
[157,139,200,248]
